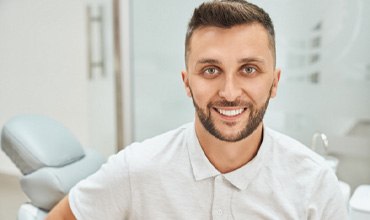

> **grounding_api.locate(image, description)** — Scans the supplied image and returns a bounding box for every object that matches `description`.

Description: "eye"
[242,66,257,75]
[203,67,220,78]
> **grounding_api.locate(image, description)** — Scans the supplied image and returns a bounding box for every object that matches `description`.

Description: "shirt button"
[216,209,223,216]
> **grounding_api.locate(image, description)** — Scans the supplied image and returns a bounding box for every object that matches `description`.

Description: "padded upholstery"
[1,115,85,175]
[21,148,105,210]
[0,115,106,218]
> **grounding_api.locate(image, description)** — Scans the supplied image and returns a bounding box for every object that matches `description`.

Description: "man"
[47,0,347,219]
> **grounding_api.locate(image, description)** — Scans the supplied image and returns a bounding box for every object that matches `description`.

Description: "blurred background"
[0,0,369,217]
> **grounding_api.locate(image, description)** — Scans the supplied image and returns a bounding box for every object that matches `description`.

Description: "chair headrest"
[1,115,85,175]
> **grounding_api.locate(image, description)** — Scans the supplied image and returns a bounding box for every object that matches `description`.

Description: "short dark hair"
[185,0,276,67]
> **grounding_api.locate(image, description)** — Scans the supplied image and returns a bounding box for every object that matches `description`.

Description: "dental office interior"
[0,0,369,219]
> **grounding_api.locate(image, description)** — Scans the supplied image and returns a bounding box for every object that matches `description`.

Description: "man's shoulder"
[130,122,192,148]
[264,127,327,171]
[264,127,337,189]
[123,122,193,163]
[260,128,344,216]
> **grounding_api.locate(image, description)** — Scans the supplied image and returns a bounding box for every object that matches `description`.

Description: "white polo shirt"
[69,123,347,219]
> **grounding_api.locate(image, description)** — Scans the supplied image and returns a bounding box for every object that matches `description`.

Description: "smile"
[215,108,246,117]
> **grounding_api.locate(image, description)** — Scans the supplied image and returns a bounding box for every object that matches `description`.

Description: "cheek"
[189,81,218,104]
[242,80,272,104]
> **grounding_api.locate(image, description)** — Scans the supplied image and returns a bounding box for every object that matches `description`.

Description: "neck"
[195,119,264,174]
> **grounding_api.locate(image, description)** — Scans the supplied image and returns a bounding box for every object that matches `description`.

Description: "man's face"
[182,23,280,142]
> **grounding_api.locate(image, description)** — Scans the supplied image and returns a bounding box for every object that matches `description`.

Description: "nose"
[218,75,242,101]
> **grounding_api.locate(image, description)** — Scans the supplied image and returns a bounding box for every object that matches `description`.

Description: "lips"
[214,108,246,117]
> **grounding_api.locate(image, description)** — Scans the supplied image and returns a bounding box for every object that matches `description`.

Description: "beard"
[190,88,271,142]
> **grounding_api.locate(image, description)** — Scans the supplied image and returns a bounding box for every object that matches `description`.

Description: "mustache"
[207,99,252,108]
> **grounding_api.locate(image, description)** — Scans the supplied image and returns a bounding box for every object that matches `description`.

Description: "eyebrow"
[196,57,266,66]
[238,57,266,64]
[196,58,221,65]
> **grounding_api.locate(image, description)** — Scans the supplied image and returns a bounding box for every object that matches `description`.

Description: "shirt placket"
[212,175,232,220]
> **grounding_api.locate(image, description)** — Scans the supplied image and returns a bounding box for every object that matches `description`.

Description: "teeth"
[217,108,244,116]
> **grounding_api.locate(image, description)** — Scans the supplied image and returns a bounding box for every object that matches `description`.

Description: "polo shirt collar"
[187,123,271,191]
[187,124,220,181]
[223,128,271,190]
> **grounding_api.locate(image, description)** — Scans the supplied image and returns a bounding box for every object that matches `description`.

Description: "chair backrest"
[1,115,106,217]
[1,115,86,175]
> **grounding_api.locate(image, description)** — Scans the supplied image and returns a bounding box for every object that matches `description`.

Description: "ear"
[181,70,192,97]
[270,68,281,98]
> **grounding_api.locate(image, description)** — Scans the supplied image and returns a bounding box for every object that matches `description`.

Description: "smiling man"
[47,1,347,219]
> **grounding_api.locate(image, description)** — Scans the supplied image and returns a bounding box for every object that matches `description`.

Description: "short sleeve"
[307,167,348,220]
[69,149,131,220]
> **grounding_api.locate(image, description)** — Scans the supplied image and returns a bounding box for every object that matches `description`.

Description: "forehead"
[188,23,274,67]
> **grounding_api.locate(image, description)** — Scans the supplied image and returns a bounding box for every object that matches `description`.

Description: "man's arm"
[46,195,76,220]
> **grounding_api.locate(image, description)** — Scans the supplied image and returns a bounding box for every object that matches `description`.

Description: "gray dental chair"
[1,115,106,220]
